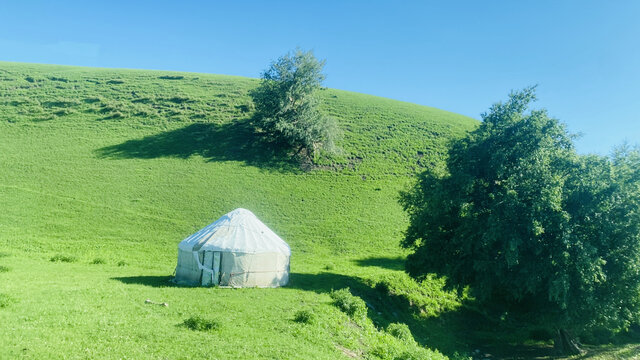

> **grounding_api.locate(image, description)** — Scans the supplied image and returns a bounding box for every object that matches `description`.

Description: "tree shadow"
[111,275,180,288]
[96,118,302,173]
[288,271,563,359]
[353,256,405,270]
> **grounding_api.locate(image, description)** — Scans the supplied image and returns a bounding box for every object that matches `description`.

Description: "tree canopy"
[401,87,640,351]
[251,48,339,159]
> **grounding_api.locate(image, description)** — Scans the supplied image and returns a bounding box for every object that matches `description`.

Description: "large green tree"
[401,87,640,354]
[251,48,339,159]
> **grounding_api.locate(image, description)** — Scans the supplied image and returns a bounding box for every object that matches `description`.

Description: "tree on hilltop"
[400,87,640,354]
[251,48,339,160]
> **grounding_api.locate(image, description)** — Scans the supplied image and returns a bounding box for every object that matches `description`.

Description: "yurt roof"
[178,208,291,255]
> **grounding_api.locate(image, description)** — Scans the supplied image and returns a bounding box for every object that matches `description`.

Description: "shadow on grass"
[112,275,178,288]
[353,256,405,270]
[112,271,562,358]
[96,118,302,173]
[288,271,563,359]
[288,271,475,356]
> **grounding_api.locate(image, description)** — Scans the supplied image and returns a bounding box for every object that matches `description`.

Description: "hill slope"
[0,62,478,359]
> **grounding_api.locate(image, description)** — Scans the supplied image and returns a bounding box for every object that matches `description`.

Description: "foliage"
[91,258,106,264]
[293,309,316,324]
[0,265,9,273]
[401,86,640,335]
[182,315,221,331]
[387,323,415,344]
[251,48,340,159]
[330,288,367,320]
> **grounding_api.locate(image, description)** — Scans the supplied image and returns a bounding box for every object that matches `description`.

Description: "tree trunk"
[554,328,583,355]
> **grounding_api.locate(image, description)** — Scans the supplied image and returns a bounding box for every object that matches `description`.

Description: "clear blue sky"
[1,1,638,154]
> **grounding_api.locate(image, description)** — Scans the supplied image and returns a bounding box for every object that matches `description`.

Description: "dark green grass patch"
[182,316,221,332]
[0,265,9,273]
[158,75,185,80]
[293,309,316,324]
[0,293,13,308]
[50,254,77,263]
[90,258,106,265]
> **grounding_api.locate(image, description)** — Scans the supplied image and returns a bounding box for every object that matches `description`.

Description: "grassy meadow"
[1,62,638,359]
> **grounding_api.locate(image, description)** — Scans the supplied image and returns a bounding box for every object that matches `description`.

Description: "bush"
[581,326,615,345]
[159,75,185,80]
[293,309,316,324]
[182,316,221,332]
[330,288,367,320]
[369,339,433,360]
[387,323,414,344]
[50,254,76,263]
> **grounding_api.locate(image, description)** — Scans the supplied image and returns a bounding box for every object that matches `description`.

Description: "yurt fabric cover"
[174,208,290,287]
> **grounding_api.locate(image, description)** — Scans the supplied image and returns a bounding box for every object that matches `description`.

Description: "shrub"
[91,258,106,265]
[387,323,414,344]
[330,288,367,319]
[581,326,615,345]
[293,309,316,324]
[182,316,221,332]
[159,75,185,80]
[369,338,433,360]
[50,254,76,263]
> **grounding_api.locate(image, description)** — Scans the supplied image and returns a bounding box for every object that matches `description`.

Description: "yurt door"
[201,251,222,286]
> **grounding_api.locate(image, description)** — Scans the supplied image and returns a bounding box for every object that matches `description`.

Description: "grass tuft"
[117,260,127,267]
[91,258,106,265]
[182,316,221,332]
[0,293,13,308]
[330,288,367,320]
[50,254,77,263]
[0,265,9,273]
[387,323,415,344]
[293,309,316,324]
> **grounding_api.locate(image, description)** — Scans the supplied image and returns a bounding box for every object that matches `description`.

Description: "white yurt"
[173,208,290,287]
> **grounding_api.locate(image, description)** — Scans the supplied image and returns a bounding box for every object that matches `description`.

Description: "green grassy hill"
[0,61,485,359]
